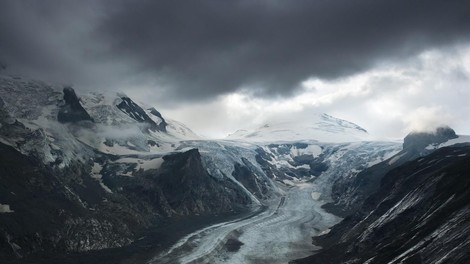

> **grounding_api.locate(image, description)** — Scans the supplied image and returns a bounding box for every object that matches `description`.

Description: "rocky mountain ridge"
[293,143,470,264]
[1,74,468,263]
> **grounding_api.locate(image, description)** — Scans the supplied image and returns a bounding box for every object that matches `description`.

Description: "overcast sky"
[1,0,470,139]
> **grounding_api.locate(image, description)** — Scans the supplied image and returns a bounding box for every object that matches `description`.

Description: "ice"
[151,181,341,264]
[424,135,470,151]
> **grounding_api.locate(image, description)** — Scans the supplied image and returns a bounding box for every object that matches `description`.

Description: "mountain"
[324,127,464,217]
[226,113,371,143]
[0,74,401,262]
[0,75,260,261]
[293,144,470,264]
[1,73,468,264]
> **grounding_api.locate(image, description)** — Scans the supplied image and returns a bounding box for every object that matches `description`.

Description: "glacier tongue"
[150,140,402,264]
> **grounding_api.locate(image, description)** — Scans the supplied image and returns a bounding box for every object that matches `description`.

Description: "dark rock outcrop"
[57,87,94,123]
[153,149,252,214]
[293,145,470,264]
[0,143,133,260]
[233,158,269,199]
[403,126,457,153]
[148,107,168,132]
[117,97,166,132]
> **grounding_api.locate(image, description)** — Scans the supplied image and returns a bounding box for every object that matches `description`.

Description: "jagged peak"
[58,87,94,123]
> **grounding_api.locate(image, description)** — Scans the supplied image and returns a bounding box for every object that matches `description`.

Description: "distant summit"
[227,113,369,143]
[403,126,458,153]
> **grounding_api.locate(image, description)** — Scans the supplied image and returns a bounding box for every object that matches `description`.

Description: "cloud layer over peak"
[1,0,470,101]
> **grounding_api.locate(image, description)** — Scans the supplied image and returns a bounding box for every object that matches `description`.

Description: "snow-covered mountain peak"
[227,113,370,143]
[0,74,202,165]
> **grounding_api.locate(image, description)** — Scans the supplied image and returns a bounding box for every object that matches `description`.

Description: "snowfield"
[226,113,372,143]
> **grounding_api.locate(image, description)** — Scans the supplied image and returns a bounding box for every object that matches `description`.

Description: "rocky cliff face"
[293,144,470,264]
[58,87,94,123]
[403,126,457,153]
[325,127,459,217]
[116,97,167,132]
[148,149,252,215]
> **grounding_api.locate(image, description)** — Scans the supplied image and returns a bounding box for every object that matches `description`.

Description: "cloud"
[165,46,470,138]
[1,0,470,103]
[97,0,470,100]
[1,1,470,139]
[403,106,455,133]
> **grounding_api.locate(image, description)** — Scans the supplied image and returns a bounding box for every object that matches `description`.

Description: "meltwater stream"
[149,181,341,264]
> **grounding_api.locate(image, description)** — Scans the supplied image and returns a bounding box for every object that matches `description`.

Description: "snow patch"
[318,228,331,236]
[388,152,405,165]
[311,192,321,200]
[438,135,470,147]
[290,145,322,158]
[0,204,14,213]
[90,162,113,193]
[114,157,164,172]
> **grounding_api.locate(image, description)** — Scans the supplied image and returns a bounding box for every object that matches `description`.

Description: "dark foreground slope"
[0,143,251,262]
[325,127,458,217]
[293,144,470,264]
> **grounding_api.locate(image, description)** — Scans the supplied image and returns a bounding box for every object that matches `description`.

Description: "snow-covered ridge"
[227,113,370,143]
[425,135,470,150]
[0,74,201,168]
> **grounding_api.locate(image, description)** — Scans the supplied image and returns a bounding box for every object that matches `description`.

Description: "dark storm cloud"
[97,0,470,99]
[1,0,470,101]
[0,1,106,85]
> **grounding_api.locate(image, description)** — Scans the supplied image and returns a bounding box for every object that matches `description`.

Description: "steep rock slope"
[325,127,460,216]
[293,144,470,264]
[58,87,94,123]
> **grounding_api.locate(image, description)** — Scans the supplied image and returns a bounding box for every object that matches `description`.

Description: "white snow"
[318,228,331,236]
[0,204,14,213]
[290,144,322,158]
[90,162,113,193]
[311,192,321,200]
[99,143,146,155]
[438,135,470,147]
[282,179,296,186]
[114,157,164,171]
[388,152,405,165]
[226,113,371,143]
[425,135,470,150]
